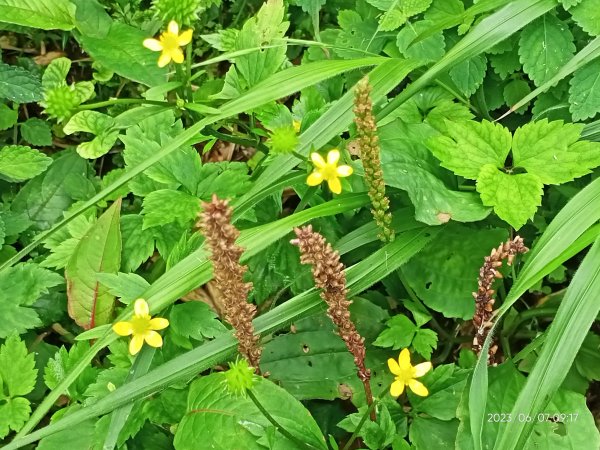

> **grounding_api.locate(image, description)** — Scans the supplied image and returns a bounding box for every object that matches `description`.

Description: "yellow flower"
[388,348,432,397]
[293,120,301,133]
[307,149,353,194]
[112,299,169,355]
[143,20,193,68]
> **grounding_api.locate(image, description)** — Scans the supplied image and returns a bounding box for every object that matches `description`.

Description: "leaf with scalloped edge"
[0,146,52,182]
[569,60,600,121]
[476,164,543,230]
[64,111,120,159]
[570,0,600,36]
[449,54,487,97]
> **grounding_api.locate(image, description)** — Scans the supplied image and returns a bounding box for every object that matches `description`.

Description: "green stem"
[246,389,316,450]
[185,44,193,101]
[341,400,378,450]
[77,99,170,110]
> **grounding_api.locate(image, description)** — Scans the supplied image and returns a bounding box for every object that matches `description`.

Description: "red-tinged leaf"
[66,199,122,329]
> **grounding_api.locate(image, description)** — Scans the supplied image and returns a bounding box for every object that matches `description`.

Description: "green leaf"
[141,190,200,229]
[79,23,168,87]
[569,60,600,121]
[570,0,600,36]
[44,343,99,402]
[169,302,227,341]
[0,0,75,30]
[120,215,155,272]
[403,224,508,318]
[426,120,512,179]
[503,79,531,114]
[174,373,327,450]
[373,314,418,349]
[95,272,149,305]
[63,111,119,159]
[335,10,387,59]
[381,120,490,225]
[0,146,53,182]
[0,398,31,439]
[0,103,17,130]
[476,164,543,229]
[338,404,396,449]
[396,21,445,63]
[512,120,600,185]
[410,364,469,420]
[519,14,575,86]
[0,263,62,338]
[489,47,521,79]
[0,63,42,103]
[20,118,52,146]
[412,329,438,359]
[367,0,433,31]
[66,199,122,329]
[410,417,459,449]
[424,0,464,22]
[449,54,487,97]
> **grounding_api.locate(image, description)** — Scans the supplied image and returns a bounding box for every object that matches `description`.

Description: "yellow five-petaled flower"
[388,348,432,397]
[307,149,353,194]
[113,298,169,355]
[143,21,193,68]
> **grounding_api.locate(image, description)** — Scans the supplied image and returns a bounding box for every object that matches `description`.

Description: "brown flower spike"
[199,195,262,370]
[353,77,394,243]
[291,225,375,420]
[472,236,528,364]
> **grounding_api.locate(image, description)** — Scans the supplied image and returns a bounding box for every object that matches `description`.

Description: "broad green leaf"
[569,60,600,121]
[0,103,17,130]
[476,164,543,229]
[174,373,327,450]
[0,63,42,103]
[0,263,62,338]
[169,302,227,341]
[403,223,508,318]
[367,0,433,30]
[381,120,490,225]
[503,79,531,114]
[71,0,112,39]
[141,189,200,229]
[95,272,150,305]
[519,14,575,86]
[44,343,100,402]
[63,111,119,159]
[426,120,512,179]
[20,118,52,146]
[410,417,459,449]
[0,146,52,182]
[570,0,600,36]
[449,54,487,97]
[335,10,387,58]
[79,23,168,87]
[396,21,445,63]
[0,0,75,30]
[489,47,521,79]
[120,215,155,272]
[512,120,600,184]
[66,199,122,329]
[41,58,70,89]
[424,0,464,22]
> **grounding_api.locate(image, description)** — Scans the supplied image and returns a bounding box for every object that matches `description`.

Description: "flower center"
[161,32,180,50]
[395,366,416,385]
[320,164,338,181]
[130,315,151,335]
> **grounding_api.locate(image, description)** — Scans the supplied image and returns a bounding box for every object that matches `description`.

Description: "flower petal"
[168,20,179,35]
[149,317,169,330]
[310,152,326,169]
[112,321,133,336]
[143,38,163,52]
[170,48,184,64]
[307,171,324,186]
[398,348,411,370]
[387,358,401,376]
[178,29,193,46]
[327,149,340,165]
[145,330,163,348]
[390,380,405,397]
[134,298,150,317]
[327,177,342,194]
[129,334,144,355]
[408,379,429,397]
[336,165,353,177]
[157,52,171,68]
[414,362,432,378]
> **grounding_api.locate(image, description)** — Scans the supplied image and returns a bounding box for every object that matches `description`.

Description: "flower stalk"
[199,195,262,370]
[472,236,528,364]
[291,225,375,420]
[353,77,394,243]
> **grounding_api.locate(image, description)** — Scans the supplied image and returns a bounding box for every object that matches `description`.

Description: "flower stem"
[246,389,315,450]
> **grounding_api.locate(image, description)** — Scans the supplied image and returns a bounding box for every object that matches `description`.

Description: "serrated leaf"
[0,397,31,439]
[374,314,417,349]
[338,404,396,449]
[79,23,168,87]
[424,0,464,22]
[570,0,600,36]
[170,302,227,341]
[503,79,531,114]
[569,60,600,121]
[404,224,508,318]
[0,335,37,397]
[0,0,75,30]
[44,343,100,402]
[519,15,575,87]
[476,164,543,229]
[396,21,445,63]
[64,111,119,159]
[66,199,122,329]
[368,0,433,30]
[141,189,200,229]
[0,63,42,103]
[512,120,600,185]
[0,145,52,182]
[560,0,582,8]
[412,329,438,359]
[449,54,487,97]
[426,120,512,179]
[0,103,17,130]
[335,10,386,59]
[21,118,52,146]
[121,215,155,272]
[489,48,521,79]
[42,57,71,89]
[96,272,149,304]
